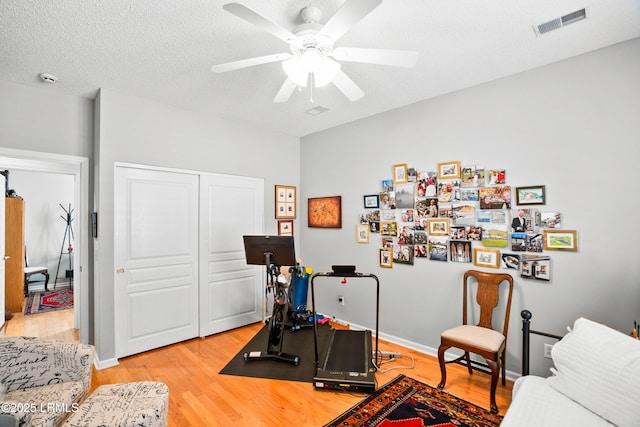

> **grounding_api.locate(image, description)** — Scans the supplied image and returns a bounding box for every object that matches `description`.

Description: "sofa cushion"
[2,381,84,427]
[547,317,640,427]
[501,376,614,427]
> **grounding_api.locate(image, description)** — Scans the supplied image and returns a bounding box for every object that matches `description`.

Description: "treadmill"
[310,266,380,393]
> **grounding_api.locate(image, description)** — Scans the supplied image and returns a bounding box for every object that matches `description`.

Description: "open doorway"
[0,148,89,343]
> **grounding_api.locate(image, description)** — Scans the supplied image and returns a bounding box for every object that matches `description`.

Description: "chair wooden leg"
[437,345,449,389]
[501,349,506,386]
[464,351,472,374]
[43,272,50,291]
[486,359,500,414]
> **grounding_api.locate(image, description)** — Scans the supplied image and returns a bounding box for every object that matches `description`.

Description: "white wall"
[8,170,74,282]
[0,81,93,157]
[300,37,640,377]
[94,89,300,364]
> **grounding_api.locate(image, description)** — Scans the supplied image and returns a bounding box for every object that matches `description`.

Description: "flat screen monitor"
[243,235,296,267]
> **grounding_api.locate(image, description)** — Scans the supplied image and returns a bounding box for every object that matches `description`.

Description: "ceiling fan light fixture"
[282,56,309,87]
[283,49,340,88]
[312,57,340,87]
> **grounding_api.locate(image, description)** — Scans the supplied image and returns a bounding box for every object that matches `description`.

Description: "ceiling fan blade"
[332,47,418,68]
[223,3,297,43]
[211,53,291,73]
[273,78,298,103]
[319,0,383,42]
[331,70,365,101]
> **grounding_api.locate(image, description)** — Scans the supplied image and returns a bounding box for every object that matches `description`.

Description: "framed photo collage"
[359,162,578,281]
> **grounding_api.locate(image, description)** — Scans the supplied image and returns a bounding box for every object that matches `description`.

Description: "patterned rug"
[324,374,503,427]
[24,289,74,316]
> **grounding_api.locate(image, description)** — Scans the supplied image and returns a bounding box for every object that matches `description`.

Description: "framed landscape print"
[308,196,342,228]
[543,229,577,251]
[474,247,500,268]
[516,185,546,205]
[275,185,296,219]
[363,194,379,209]
[427,218,449,236]
[437,161,461,179]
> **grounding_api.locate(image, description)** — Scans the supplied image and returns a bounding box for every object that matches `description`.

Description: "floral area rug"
[324,374,503,427]
[24,289,74,316]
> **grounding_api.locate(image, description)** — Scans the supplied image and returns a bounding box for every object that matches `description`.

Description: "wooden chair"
[24,248,49,295]
[437,269,514,413]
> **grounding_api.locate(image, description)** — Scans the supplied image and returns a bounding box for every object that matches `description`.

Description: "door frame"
[0,147,89,343]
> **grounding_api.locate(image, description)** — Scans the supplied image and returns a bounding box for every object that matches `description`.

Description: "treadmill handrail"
[310,271,381,370]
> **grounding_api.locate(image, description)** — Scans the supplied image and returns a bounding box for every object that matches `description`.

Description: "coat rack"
[55,203,74,287]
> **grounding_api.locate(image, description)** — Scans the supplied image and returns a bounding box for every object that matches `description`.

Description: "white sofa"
[501,317,640,427]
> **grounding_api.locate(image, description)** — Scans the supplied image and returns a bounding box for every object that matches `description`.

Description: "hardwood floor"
[3,309,513,426]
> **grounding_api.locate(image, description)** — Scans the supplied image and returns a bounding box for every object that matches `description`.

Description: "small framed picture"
[275,185,296,219]
[363,194,380,209]
[278,220,293,236]
[356,224,370,243]
[380,221,398,236]
[379,248,393,268]
[437,161,461,179]
[516,185,546,205]
[393,164,408,184]
[474,247,500,268]
[427,218,450,236]
[543,229,577,251]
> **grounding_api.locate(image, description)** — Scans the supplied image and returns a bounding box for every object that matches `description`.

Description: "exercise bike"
[244,259,300,365]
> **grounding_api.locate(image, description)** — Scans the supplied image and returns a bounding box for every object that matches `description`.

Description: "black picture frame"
[516,185,546,205]
[363,194,379,209]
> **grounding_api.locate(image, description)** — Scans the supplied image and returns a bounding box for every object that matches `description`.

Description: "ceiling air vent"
[304,105,330,116]
[534,8,586,36]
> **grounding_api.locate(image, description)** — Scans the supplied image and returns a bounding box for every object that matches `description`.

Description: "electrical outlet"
[338,296,345,306]
[543,343,553,359]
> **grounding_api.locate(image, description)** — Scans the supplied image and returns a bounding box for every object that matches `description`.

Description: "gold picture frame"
[393,163,408,184]
[437,161,461,179]
[380,221,398,236]
[473,247,500,268]
[427,218,449,236]
[356,224,370,243]
[275,185,296,219]
[543,229,577,251]
[308,196,342,228]
[379,248,393,268]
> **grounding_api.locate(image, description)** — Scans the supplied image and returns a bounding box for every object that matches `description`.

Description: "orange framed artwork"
[308,196,342,228]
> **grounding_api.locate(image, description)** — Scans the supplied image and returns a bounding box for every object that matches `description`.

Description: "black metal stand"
[55,203,74,288]
[241,235,300,366]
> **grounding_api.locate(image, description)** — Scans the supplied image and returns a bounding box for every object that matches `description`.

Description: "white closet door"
[114,166,199,358]
[199,173,264,337]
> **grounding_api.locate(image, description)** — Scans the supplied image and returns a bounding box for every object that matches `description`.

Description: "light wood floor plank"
[2,308,513,426]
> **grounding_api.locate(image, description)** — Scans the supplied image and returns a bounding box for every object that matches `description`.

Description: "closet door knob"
[3,256,9,260]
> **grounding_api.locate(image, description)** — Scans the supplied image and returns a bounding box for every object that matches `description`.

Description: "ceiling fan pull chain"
[309,73,315,103]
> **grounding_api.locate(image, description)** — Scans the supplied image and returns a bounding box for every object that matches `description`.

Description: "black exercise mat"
[219,322,332,383]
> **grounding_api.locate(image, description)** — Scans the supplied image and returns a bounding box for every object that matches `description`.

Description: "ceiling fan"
[211,0,418,103]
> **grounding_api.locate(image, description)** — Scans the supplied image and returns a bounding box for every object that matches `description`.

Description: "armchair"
[0,336,95,426]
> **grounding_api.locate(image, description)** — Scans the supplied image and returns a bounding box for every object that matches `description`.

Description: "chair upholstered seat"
[441,325,505,353]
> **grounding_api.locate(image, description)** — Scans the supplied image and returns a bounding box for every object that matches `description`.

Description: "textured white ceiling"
[1,0,639,137]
